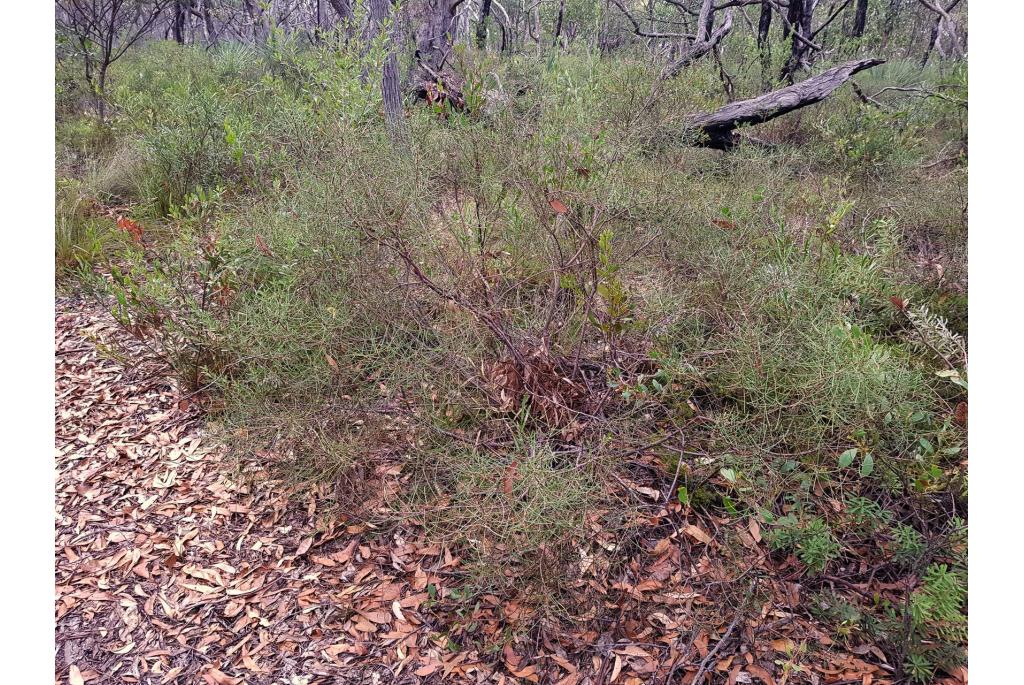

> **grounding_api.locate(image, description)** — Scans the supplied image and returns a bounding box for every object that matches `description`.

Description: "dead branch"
[685,57,885,149]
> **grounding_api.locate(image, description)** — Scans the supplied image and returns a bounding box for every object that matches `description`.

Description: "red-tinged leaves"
[502,460,519,496]
[954,401,967,426]
[116,216,143,243]
[255,234,273,257]
[549,198,569,214]
[890,295,907,311]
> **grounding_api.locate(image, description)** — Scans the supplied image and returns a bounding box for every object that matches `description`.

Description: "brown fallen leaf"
[549,198,569,214]
[609,654,623,683]
[683,524,713,545]
[414,662,440,677]
[68,665,85,685]
[296,536,314,556]
[203,668,242,685]
[745,664,777,685]
[255,234,273,257]
[748,517,762,543]
[502,460,518,496]
[160,667,184,684]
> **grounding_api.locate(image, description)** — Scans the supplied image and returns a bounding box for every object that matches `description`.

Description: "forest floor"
[54,297,965,685]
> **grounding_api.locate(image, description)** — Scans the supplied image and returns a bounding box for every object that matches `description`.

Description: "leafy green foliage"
[767,514,841,573]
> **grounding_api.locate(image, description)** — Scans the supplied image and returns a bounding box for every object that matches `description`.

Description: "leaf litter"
[55,297,966,684]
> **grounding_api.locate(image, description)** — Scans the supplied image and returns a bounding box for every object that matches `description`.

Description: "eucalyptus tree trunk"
[242,0,268,43]
[327,0,353,23]
[758,0,772,89]
[368,0,408,142]
[172,1,187,43]
[477,0,493,47]
[416,0,460,74]
[852,0,869,37]
[781,0,814,82]
[553,0,566,46]
[688,57,884,149]
[201,0,218,44]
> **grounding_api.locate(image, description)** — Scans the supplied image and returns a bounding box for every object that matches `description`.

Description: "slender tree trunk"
[852,0,869,37]
[758,0,772,89]
[781,0,813,82]
[367,0,407,141]
[97,64,109,121]
[327,0,353,23]
[201,0,218,44]
[553,0,566,46]
[173,1,187,43]
[921,14,940,65]
[477,0,493,48]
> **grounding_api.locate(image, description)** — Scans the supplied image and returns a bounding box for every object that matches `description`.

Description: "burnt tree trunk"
[852,0,869,37]
[413,0,464,106]
[553,0,566,46]
[477,0,493,48]
[172,1,187,43]
[757,0,772,89]
[687,58,885,149]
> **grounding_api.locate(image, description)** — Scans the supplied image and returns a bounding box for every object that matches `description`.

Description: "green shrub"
[55,179,117,279]
[767,513,841,573]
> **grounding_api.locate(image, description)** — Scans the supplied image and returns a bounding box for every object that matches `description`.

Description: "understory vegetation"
[57,10,967,681]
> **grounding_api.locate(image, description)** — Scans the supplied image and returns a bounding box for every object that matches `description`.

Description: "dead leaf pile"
[55,297,966,685]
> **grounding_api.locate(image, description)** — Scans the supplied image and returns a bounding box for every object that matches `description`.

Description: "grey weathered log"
[685,57,885,150]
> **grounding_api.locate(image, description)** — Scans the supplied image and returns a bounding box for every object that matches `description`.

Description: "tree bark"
[660,0,735,79]
[326,0,354,22]
[201,0,217,44]
[758,0,772,89]
[852,0,869,37]
[368,0,408,142]
[782,0,813,81]
[553,0,566,47]
[411,0,465,105]
[172,1,188,43]
[477,0,493,48]
[686,57,885,149]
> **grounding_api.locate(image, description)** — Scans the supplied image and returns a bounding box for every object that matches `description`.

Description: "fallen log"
[685,58,885,150]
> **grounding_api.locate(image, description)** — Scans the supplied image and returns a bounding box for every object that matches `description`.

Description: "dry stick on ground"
[685,57,885,149]
[678,579,759,684]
